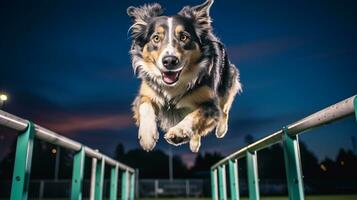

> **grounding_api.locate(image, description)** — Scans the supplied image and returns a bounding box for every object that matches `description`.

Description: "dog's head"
[128,0,214,87]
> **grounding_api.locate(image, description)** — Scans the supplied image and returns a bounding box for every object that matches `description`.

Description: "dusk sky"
[0,0,356,167]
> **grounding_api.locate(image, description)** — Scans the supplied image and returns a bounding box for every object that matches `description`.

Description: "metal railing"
[210,95,357,200]
[0,110,137,200]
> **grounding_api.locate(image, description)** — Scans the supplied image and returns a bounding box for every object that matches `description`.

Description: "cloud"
[227,36,304,63]
[40,113,134,134]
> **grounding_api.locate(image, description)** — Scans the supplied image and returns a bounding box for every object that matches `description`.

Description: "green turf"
[139,195,357,200]
[2,195,355,200]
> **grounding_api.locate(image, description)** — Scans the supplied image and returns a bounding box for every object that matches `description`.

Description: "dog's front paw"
[138,122,159,152]
[164,122,193,146]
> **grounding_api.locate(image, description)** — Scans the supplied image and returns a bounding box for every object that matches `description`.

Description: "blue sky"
[0,0,356,167]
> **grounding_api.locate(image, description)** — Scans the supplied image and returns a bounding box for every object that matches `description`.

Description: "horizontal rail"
[286,95,356,135]
[0,110,134,173]
[212,95,356,169]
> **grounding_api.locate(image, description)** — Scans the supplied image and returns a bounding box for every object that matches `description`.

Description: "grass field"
[139,195,357,200]
[8,195,354,200]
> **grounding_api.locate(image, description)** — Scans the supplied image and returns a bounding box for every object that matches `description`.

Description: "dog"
[127,0,242,152]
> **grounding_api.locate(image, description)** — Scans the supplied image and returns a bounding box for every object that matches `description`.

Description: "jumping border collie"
[127,0,242,152]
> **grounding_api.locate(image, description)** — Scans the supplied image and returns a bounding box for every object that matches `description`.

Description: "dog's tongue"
[162,71,179,84]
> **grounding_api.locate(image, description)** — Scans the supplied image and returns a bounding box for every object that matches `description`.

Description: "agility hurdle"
[0,110,136,200]
[211,95,357,200]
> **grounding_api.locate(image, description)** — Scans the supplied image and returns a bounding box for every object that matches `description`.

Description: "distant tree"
[114,146,189,179]
[335,149,357,180]
[0,139,17,179]
[258,144,286,179]
[244,141,320,180]
[299,142,320,179]
[2,140,356,181]
[114,143,125,161]
[0,138,76,180]
[319,158,336,180]
[172,155,189,178]
[194,153,204,171]
[319,148,357,181]
[0,139,67,180]
[190,152,224,178]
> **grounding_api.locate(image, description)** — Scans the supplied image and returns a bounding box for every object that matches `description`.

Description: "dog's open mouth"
[161,70,181,85]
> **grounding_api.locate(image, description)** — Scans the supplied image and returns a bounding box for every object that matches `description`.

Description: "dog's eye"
[180,34,188,42]
[152,35,160,43]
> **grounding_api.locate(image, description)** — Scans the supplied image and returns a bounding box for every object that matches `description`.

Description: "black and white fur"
[128,0,242,152]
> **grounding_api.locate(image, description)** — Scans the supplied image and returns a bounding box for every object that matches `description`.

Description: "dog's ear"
[127,4,164,39]
[178,0,214,33]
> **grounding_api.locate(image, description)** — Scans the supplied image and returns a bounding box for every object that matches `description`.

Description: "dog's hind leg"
[189,134,201,153]
[216,79,241,138]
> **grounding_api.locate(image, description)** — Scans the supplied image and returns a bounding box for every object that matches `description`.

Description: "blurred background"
[0,0,356,198]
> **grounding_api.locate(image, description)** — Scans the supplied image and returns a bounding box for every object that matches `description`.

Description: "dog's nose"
[162,56,179,69]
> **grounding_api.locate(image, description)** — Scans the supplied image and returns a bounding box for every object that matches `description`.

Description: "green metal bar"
[121,170,129,200]
[10,122,35,200]
[353,96,357,121]
[109,164,119,200]
[95,158,105,200]
[71,147,86,200]
[135,169,139,199]
[283,127,305,200]
[129,172,135,200]
[211,169,218,200]
[229,159,240,200]
[218,165,227,200]
[246,151,259,200]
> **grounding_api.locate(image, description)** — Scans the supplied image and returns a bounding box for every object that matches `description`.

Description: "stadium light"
[0,93,8,108]
[0,94,7,101]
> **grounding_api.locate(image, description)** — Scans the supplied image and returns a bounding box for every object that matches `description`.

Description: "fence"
[0,179,207,198]
[0,110,136,200]
[210,95,357,200]
[139,179,204,197]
